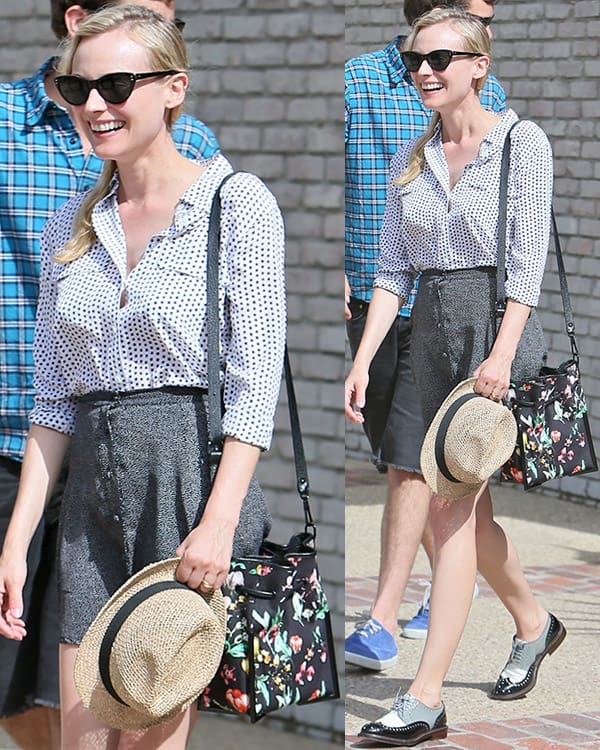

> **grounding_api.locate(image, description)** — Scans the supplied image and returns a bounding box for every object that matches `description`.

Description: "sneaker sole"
[344,651,398,671]
[401,627,428,640]
[489,620,567,701]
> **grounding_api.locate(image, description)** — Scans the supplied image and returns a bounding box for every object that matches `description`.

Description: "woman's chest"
[53,238,218,333]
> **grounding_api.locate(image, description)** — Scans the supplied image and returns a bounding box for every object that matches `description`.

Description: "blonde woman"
[0,6,285,748]
[345,8,565,746]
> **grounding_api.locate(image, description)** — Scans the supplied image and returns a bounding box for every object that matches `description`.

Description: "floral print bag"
[500,359,597,490]
[495,123,597,491]
[198,177,340,721]
[198,531,340,721]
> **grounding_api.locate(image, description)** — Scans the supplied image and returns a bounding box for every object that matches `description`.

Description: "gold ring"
[200,578,213,590]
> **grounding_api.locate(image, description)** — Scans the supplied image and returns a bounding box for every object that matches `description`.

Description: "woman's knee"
[429,495,477,548]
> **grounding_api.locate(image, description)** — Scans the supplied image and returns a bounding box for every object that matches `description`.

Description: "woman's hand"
[175,436,259,593]
[345,364,369,423]
[475,299,533,401]
[175,516,236,593]
[473,354,511,401]
[0,556,27,641]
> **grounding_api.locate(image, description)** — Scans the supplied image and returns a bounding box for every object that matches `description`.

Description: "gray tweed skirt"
[58,387,271,644]
[410,267,547,430]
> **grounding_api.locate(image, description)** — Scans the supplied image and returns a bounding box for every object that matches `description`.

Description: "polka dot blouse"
[376,109,553,307]
[30,154,286,451]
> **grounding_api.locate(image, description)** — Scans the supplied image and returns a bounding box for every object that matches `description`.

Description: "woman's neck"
[439,99,501,145]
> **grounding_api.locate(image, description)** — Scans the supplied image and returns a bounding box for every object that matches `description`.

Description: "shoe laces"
[354,618,382,637]
[501,638,527,677]
[509,639,526,664]
[391,692,418,719]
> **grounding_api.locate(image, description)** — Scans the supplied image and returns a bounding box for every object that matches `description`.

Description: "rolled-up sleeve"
[505,122,553,307]
[375,148,417,302]
[30,214,79,434]
[220,174,286,450]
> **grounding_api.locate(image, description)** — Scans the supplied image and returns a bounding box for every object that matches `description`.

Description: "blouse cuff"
[29,399,78,436]
[374,273,411,302]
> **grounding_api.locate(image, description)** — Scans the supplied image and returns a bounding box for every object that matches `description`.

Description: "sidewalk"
[0,712,340,750]
[345,459,600,750]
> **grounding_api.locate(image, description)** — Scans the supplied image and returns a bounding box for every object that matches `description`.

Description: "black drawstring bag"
[496,123,597,490]
[197,173,340,721]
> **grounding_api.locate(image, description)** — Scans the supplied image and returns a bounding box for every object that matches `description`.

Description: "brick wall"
[346,0,600,506]
[5,0,344,741]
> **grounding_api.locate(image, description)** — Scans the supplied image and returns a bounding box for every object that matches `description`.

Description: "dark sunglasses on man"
[468,12,494,27]
[55,71,178,106]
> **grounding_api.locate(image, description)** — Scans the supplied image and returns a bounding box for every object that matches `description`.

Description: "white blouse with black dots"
[376,109,553,307]
[31,154,286,451]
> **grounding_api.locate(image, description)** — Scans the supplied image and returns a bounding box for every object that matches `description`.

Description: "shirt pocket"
[144,252,210,329]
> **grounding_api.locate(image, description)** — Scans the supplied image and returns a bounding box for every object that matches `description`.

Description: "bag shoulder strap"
[495,120,578,359]
[205,172,315,536]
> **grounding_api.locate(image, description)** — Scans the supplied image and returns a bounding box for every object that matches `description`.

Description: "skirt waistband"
[419,266,496,279]
[78,385,207,406]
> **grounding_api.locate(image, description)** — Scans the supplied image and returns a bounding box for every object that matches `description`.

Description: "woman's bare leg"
[60,644,119,750]
[118,709,194,750]
[60,644,194,750]
[475,485,547,641]
[407,484,484,708]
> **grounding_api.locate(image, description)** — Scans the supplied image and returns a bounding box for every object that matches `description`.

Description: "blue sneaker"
[345,618,398,670]
[402,581,479,639]
[402,583,431,640]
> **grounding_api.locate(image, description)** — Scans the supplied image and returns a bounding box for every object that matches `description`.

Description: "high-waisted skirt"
[410,267,547,431]
[58,387,271,644]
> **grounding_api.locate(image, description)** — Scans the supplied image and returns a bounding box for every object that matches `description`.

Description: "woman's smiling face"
[69,27,182,162]
[409,21,488,112]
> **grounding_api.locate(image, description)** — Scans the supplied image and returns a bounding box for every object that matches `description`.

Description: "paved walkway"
[345,459,600,750]
[0,713,340,750]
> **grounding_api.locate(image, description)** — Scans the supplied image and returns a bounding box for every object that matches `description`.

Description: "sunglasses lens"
[97,73,135,104]
[56,76,88,105]
[428,51,452,71]
[401,52,422,72]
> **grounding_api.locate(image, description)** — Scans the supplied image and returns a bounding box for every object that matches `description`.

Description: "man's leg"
[370,466,431,635]
[346,307,432,667]
[0,457,61,750]
[2,707,61,750]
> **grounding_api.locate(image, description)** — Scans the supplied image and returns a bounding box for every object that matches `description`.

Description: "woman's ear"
[64,5,89,37]
[165,71,188,111]
[473,54,490,83]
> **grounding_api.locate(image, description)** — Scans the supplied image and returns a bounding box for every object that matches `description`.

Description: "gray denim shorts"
[58,387,271,644]
[346,298,425,474]
[410,267,547,431]
[0,458,63,715]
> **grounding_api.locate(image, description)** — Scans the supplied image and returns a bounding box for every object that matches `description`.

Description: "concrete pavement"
[0,711,341,749]
[345,459,600,749]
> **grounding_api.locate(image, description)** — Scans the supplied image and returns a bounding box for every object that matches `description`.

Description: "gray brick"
[241,41,287,66]
[224,14,266,39]
[267,13,311,38]
[243,97,286,122]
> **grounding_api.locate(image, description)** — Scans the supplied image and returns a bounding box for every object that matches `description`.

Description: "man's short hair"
[50,1,115,40]
[404,1,496,26]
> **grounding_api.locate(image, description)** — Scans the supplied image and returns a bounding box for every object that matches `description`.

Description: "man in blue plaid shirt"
[0,2,218,747]
[345,0,505,670]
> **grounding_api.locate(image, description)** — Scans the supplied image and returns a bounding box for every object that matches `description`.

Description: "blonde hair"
[55,5,188,262]
[396,8,491,186]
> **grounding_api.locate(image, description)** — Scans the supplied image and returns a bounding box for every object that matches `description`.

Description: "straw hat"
[420,378,517,500]
[74,558,227,730]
